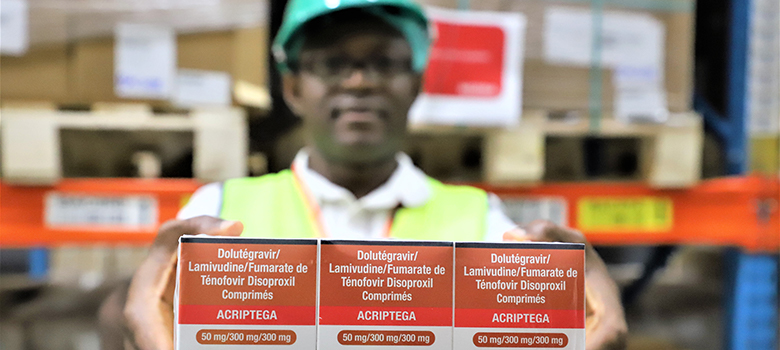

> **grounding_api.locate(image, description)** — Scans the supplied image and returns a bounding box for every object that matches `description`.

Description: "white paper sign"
[114,23,176,99]
[613,66,668,123]
[173,69,232,107]
[614,86,668,123]
[409,7,526,127]
[748,0,780,134]
[45,193,158,229]
[544,6,665,70]
[500,197,568,226]
[0,0,29,55]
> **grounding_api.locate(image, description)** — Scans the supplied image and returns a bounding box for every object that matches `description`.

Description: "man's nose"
[340,65,380,91]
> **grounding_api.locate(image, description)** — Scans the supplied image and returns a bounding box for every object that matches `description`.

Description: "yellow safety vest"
[220,170,488,241]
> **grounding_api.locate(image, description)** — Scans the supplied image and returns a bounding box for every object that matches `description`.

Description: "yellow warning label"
[577,197,673,232]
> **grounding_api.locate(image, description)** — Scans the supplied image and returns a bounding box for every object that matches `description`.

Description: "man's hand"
[124,216,243,350]
[503,220,628,350]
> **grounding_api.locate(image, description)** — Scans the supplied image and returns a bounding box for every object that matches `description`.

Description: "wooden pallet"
[408,110,704,188]
[0,102,247,184]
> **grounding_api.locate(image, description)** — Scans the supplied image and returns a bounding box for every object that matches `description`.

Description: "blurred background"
[0,0,778,349]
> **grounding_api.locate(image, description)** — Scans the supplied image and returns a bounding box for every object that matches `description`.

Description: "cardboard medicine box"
[454,242,585,350]
[175,236,318,349]
[175,238,585,350]
[318,240,454,349]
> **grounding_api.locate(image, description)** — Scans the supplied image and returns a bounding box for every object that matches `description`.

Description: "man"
[109,0,627,349]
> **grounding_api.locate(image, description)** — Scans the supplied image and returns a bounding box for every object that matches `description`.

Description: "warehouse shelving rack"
[1,182,777,346]
[1,177,776,345]
[693,0,779,347]
[1,177,778,350]
[1,177,777,249]
[1,0,777,349]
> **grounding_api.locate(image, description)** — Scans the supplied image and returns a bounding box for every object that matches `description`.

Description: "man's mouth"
[331,108,387,122]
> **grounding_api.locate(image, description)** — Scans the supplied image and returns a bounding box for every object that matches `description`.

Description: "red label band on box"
[454,242,586,350]
[319,306,453,326]
[318,240,455,349]
[178,305,316,325]
[175,237,318,350]
[455,309,586,328]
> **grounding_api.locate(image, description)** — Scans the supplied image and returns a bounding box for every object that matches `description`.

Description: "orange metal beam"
[0,177,777,251]
[0,179,200,247]
[477,176,780,252]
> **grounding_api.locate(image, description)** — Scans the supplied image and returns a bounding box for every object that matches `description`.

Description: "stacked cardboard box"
[0,27,267,106]
[0,45,71,102]
[420,0,695,114]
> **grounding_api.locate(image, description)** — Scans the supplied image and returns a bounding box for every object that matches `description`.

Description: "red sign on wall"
[410,8,525,127]
[424,22,505,97]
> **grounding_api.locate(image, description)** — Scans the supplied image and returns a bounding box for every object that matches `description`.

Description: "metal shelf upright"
[695,0,779,347]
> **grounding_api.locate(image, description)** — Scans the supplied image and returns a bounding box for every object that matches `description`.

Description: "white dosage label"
[500,197,568,226]
[45,193,158,228]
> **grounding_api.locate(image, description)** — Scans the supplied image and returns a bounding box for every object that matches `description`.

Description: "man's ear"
[281,73,303,115]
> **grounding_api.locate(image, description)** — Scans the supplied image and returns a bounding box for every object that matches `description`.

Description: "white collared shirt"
[177,150,518,241]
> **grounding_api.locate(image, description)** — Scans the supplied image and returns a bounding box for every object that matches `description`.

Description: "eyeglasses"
[296,55,414,83]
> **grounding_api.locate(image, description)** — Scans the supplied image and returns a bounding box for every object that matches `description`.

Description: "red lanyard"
[290,164,394,238]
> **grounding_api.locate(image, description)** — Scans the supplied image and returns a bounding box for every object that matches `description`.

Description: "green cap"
[273,0,431,74]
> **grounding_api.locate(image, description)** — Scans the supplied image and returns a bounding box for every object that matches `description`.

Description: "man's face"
[283,18,422,165]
